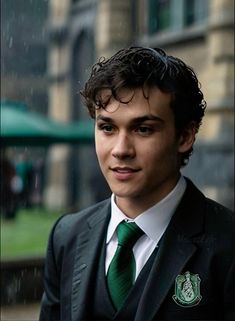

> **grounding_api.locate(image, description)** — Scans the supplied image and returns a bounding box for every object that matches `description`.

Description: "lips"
[110,166,140,180]
[111,166,140,172]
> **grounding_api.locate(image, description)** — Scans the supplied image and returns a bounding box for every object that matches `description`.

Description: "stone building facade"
[45,0,234,210]
[1,0,48,113]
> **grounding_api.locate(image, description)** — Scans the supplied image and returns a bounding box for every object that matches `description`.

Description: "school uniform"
[39,177,235,320]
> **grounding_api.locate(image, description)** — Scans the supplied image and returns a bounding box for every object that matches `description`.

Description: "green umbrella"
[1,100,94,146]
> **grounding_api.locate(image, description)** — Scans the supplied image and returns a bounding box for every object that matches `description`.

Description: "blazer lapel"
[71,200,111,321]
[135,179,206,321]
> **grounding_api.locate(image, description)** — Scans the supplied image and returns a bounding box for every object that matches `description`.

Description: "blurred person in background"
[40,47,235,320]
[30,158,45,207]
[1,152,22,219]
[15,152,33,208]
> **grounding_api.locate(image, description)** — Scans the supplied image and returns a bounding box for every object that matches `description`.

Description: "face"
[95,87,194,216]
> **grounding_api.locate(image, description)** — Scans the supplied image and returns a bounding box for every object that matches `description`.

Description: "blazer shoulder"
[183,177,234,234]
[205,197,234,215]
[204,197,234,234]
[52,198,110,247]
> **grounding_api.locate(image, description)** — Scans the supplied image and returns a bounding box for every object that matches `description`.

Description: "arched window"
[72,31,94,120]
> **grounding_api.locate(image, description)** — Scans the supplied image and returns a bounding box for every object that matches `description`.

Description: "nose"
[111,132,135,160]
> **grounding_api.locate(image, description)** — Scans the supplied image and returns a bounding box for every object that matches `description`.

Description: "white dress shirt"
[105,176,186,280]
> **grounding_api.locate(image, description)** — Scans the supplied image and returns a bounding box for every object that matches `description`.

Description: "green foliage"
[1,208,62,259]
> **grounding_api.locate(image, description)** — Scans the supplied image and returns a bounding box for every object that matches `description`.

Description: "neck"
[115,197,155,218]
[115,174,181,218]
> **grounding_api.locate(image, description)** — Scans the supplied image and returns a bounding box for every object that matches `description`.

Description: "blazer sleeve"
[224,255,235,320]
[39,217,63,321]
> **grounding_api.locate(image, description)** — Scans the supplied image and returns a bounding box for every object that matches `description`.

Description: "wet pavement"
[1,303,40,321]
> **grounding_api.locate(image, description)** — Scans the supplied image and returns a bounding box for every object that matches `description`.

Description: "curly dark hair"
[81,46,206,166]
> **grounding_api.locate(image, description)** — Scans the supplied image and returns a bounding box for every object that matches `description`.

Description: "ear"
[177,122,197,153]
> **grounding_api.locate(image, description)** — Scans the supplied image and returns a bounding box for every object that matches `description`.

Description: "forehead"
[95,87,172,119]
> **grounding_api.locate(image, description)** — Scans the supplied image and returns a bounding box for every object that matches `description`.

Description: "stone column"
[44,0,71,210]
[199,0,234,207]
[95,0,133,58]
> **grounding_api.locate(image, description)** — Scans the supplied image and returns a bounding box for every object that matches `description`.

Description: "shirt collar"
[106,175,186,244]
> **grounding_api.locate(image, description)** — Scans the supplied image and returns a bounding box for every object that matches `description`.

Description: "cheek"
[95,146,105,164]
[140,142,166,159]
[95,140,103,163]
[141,141,178,166]
[95,132,104,154]
[95,138,110,164]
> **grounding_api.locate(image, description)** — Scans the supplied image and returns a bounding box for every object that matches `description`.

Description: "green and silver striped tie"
[107,221,144,310]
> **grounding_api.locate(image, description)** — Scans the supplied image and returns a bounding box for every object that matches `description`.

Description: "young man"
[40,47,235,320]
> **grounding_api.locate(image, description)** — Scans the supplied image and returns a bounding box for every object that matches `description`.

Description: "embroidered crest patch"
[173,271,202,307]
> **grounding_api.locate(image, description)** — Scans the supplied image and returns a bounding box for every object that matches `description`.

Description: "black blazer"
[39,178,235,320]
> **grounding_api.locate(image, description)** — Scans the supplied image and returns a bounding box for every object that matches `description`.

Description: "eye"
[136,126,153,136]
[98,123,114,134]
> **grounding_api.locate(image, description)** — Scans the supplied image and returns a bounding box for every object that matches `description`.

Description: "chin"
[111,187,139,199]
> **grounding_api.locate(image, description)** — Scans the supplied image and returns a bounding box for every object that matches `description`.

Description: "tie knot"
[116,221,144,248]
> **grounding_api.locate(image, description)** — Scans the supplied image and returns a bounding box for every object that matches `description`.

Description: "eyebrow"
[96,114,164,124]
